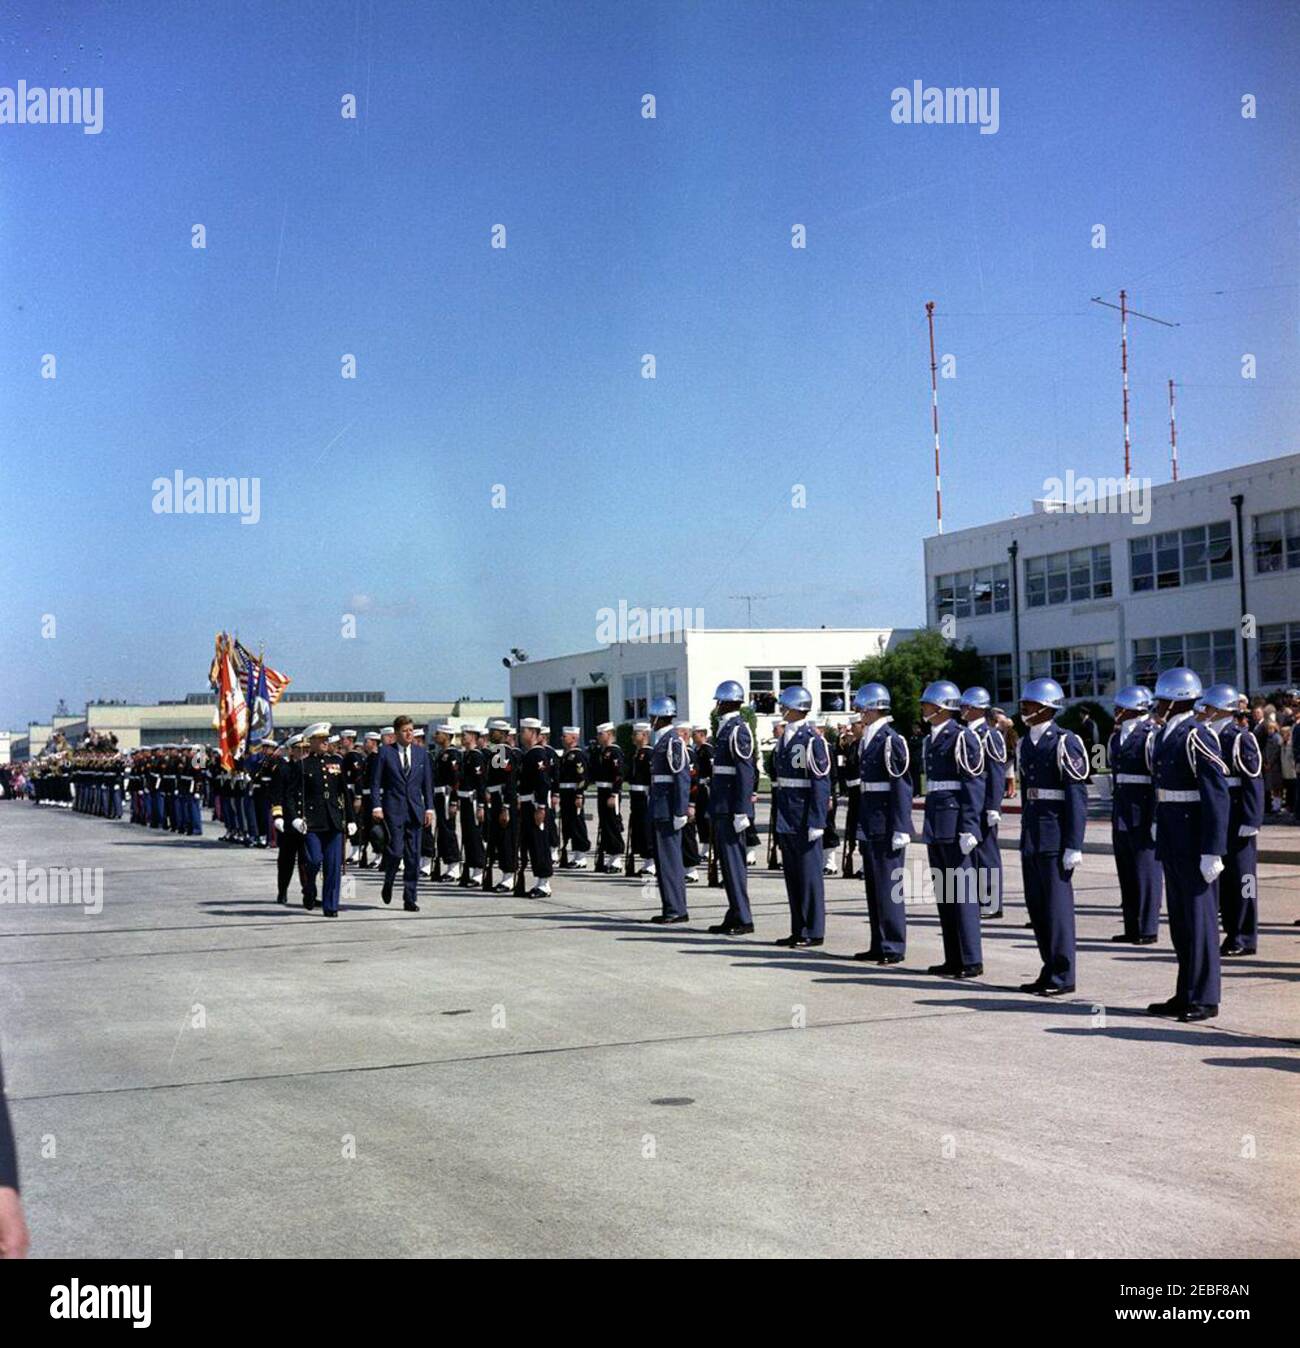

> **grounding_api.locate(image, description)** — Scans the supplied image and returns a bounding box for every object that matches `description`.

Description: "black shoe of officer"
[775,935,801,947]
[928,963,961,976]
[854,949,883,962]
[878,953,903,965]
[1147,998,1185,1016]
[792,937,824,948]
[380,885,393,905]
[1019,980,1047,994]
[322,910,338,919]
[1179,1004,1218,1022]
[1133,935,1158,945]
[275,894,288,906]
[1220,940,1247,957]
[1038,984,1075,996]
[1111,933,1136,943]
[404,901,420,913]
[956,964,983,978]
[649,913,688,925]
[303,897,317,911]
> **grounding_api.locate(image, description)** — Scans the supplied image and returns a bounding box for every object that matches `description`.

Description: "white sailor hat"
[364,731,381,742]
[539,724,551,734]
[595,721,614,734]
[433,722,455,736]
[304,722,331,739]
[692,723,710,733]
[460,724,482,735]
[327,734,339,744]
[519,717,542,730]
[380,726,395,735]
[487,718,511,731]
[562,725,580,735]
[633,720,651,733]
[339,729,357,739]
[413,726,426,737]
[675,720,692,730]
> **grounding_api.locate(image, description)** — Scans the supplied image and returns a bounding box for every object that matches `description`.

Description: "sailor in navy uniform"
[691,724,713,870]
[1016,678,1089,995]
[430,723,464,882]
[961,687,1008,920]
[485,719,520,893]
[1201,683,1262,957]
[517,718,554,897]
[1147,668,1230,1021]
[592,722,626,873]
[557,727,592,868]
[772,686,833,948]
[919,680,986,978]
[647,696,691,924]
[679,723,703,884]
[851,683,913,963]
[1108,685,1162,945]
[457,725,488,884]
[706,680,758,935]
[629,723,655,876]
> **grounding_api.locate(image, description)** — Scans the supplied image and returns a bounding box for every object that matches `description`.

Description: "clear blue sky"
[2,0,1296,728]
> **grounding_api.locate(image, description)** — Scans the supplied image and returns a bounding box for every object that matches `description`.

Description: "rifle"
[766,785,780,870]
[513,799,527,896]
[707,828,721,888]
[482,794,496,892]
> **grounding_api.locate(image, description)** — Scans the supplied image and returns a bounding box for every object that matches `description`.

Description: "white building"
[507,627,912,738]
[923,451,1300,704]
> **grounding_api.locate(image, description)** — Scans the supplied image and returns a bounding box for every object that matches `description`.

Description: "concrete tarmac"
[1,804,1296,1258]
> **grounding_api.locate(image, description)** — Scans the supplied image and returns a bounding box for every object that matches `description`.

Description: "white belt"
[595,780,617,789]
[776,777,810,789]
[926,779,961,792]
[434,786,450,795]
[518,792,536,803]
[558,783,581,790]
[1224,776,1241,788]
[487,784,506,794]
[713,765,737,775]
[651,774,677,783]
[456,790,477,798]
[1158,789,1200,803]
[1115,774,1151,785]
[628,785,648,793]
[1027,788,1064,801]
[860,781,892,793]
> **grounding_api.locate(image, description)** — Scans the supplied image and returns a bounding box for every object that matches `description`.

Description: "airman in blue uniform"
[706,680,758,935]
[851,683,913,963]
[920,680,986,977]
[1147,668,1230,1022]
[1108,685,1162,945]
[647,696,691,924]
[960,687,1007,920]
[1016,678,1089,995]
[772,686,833,948]
[1201,683,1263,957]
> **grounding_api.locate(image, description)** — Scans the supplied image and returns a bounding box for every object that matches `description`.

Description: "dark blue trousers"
[926,841,983,968]
[1114,828,1162,939]
[711,815,752,926]
[861,838,907,957]
[975,825,1003,916]
[303,829,343,914]
[1164,858,1221,1008]
[652,819,688,917]
[779,832,825,939]
[384,811,424,904]
[1220,836,1258,952]
[1021,852,1077,989]
[149,791,163,827]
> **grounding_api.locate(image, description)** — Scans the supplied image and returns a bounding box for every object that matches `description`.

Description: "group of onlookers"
[1245,692,1298,820]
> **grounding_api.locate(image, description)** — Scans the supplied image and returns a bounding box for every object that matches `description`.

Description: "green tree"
[851,629,987,736]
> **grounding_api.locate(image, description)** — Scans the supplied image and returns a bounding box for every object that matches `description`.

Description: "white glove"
[808,828,824,842]
[291,817,307,834]
[1150,821,1157,842]
[346,822,357,837]
[1062,848,1083,872]
[732,814,749,834]
[673,815,687,830]
[1200,854,1224,884]
[1239,825,1258,838]
[891,831,910,851]
[986,810,1000,827]
[958,832,978,856]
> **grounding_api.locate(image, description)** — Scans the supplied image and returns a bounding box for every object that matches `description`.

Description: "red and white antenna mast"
[1168,378,1179,481]
[1090,292,1178,482]
[926,300,943,533]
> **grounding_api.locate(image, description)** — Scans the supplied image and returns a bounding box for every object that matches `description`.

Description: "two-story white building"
[922,452,1300,704]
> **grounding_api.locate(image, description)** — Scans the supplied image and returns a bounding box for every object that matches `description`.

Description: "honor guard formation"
[7,667,1291,1025]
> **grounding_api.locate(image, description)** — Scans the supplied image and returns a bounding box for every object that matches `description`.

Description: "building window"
[623,670,676,721]
[1131,629,1236,690]
[1024,545,1111,608]
[981,653,1015,707]
[1028,644,1116,700]
[1130,521,1233,593]
[748,668,804,714]
[934,563,1010,621]
[818,668,850,713]
[1259,623,1300,686]
[1252,509,1300,575]
[515,695,540,722]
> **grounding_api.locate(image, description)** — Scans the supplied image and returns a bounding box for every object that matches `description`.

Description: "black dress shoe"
[708,922,753,935]
[380,886,392,905]
[1179,1004,1218,1023]
[853,949,883,962]
[1111,933,1136,943]
[403,901,420,913]
[1147,998,1185,1016]
[276,894,288,905]
[303,897,317,911]
[879,953,904,965]
[956,964,984,978]
[492,883,512,893]
[650,913,689,925]
[1019,980,1047,993]
[1220,941,1247,957]
[1133,935,1158,945]
[775,935,801,947]
[928,963,961,976]
[981,910,1004,920]
[792,937,824,947]
[1038,984,1075,996]
[322,910,338,919]
[1023,920,1035,928]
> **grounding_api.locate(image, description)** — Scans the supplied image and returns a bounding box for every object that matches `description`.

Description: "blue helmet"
[648,695,677,718]
[1020,677,1065,709]
[1201,682,1239,713]
[959,686,991,710]
[778,685,813,712]
[1114,685,1154,713]
[853,682,891,711]
[919,680,961,711]
[713,679,745,703]
[1153,667,1202,702]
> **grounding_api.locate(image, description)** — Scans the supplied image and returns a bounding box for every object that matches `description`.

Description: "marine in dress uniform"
[557,727,592,867]
[1016,678,1090,995]
[706,681,757,935]
[1147,668,1230,1022]
[285,723,356,916]
[1108,686,1163,945]
[919,680,986,978]
[592,723,626,873]
[1201,683,1262,957]
[772,686,832,948]
[960,687,1007,919]
[457,726,488,884]
[517,719,554,897]
[851,683,913,963]
[485,719,521,893]
[647,696,691,923]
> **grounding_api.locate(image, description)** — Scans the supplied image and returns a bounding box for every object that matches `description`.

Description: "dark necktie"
[402,747,410,777]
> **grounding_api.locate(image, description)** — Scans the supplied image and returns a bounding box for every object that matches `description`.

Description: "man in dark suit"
[370,714,435,912]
